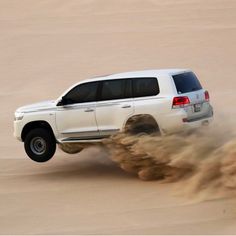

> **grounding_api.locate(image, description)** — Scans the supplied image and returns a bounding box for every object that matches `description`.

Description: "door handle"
[84,108,94,112]
[121,104,131,108]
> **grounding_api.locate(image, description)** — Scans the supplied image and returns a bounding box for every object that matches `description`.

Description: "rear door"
[95,79,134,136]
[172,72,211,120]
[132,77,160,117]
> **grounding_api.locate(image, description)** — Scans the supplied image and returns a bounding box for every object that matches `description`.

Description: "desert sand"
[1,0,236,234]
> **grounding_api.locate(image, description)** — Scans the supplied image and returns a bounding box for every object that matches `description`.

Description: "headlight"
[14,112,24,121]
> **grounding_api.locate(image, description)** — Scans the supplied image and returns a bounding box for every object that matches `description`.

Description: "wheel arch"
[21,120,55,141]
[123,114,161,134]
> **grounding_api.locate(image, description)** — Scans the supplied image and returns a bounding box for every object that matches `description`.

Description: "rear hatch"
[172,71,213,121]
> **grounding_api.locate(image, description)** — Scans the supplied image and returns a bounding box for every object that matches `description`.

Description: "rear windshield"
[173,72,202,94]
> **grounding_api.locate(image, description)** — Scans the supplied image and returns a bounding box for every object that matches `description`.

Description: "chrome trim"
[133,96,165,101]
[61,129,119,136]
[62,135,109,142]
[23,108,57,113]
[96,99,133,108]
[60,139,103,143]
[60,129,119,143]
[99,129,120,135]
[61,130,98,135]
[57,104,96,111]
[21,94,165,114]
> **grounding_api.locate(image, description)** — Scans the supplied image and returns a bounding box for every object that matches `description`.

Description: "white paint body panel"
[14,69,213,143]
[95,98,134,134]
[55,102,98,140]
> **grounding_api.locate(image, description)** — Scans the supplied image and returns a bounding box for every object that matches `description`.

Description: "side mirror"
[57,96,67,106]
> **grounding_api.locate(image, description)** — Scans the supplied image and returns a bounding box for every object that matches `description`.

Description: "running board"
[59,136,109,143]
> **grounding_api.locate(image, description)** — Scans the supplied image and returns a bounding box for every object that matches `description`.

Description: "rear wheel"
[125,115,160,135]
[24,128,56,162]
[129,123,158,135]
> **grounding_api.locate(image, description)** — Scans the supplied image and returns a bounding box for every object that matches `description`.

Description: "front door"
[56,81,99,141]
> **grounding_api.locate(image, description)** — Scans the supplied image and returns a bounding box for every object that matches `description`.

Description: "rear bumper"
[183,115,213,129]
[182,109,213,123]
[160,105,213,134]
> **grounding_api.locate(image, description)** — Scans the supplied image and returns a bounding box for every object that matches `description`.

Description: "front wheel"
[24,128,56,162]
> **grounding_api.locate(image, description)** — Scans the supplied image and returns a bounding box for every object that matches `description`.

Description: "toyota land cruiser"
[14,69,213,162]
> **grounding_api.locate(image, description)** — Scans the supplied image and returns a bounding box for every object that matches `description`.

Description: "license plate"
[194,103,202,112]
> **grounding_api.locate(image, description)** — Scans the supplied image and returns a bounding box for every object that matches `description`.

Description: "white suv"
[14,69,213,162]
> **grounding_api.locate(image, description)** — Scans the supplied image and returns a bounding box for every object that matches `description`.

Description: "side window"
[100,79,132,101]
[133,78,159,98]
[64,82,98,104]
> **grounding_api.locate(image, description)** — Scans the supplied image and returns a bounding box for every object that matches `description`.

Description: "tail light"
[205,90,210,101]
[172,96,190,108]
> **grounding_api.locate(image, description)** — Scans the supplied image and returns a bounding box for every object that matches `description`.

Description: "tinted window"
[133,78,159,98]
[173,72,202,94]
[100,79,132,101]
[64,82,98,104]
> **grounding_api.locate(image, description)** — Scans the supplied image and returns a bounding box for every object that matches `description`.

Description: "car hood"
[16,100,57,113]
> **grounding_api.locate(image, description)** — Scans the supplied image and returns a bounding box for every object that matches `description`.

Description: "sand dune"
[0,0,236,234]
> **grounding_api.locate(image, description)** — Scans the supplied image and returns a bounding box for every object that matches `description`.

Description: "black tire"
[125,115,160,136]
[24,128,56,162]
[129,124,158,135]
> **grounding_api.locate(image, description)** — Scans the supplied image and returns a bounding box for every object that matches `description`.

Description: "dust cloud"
[103,123,236,198]
[59,143,88,154]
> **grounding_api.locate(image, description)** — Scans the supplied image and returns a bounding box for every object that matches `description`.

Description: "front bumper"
[14,120,24,141]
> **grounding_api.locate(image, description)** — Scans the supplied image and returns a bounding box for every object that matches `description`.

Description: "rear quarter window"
[133,78,159,98]
[173,72,202,94]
